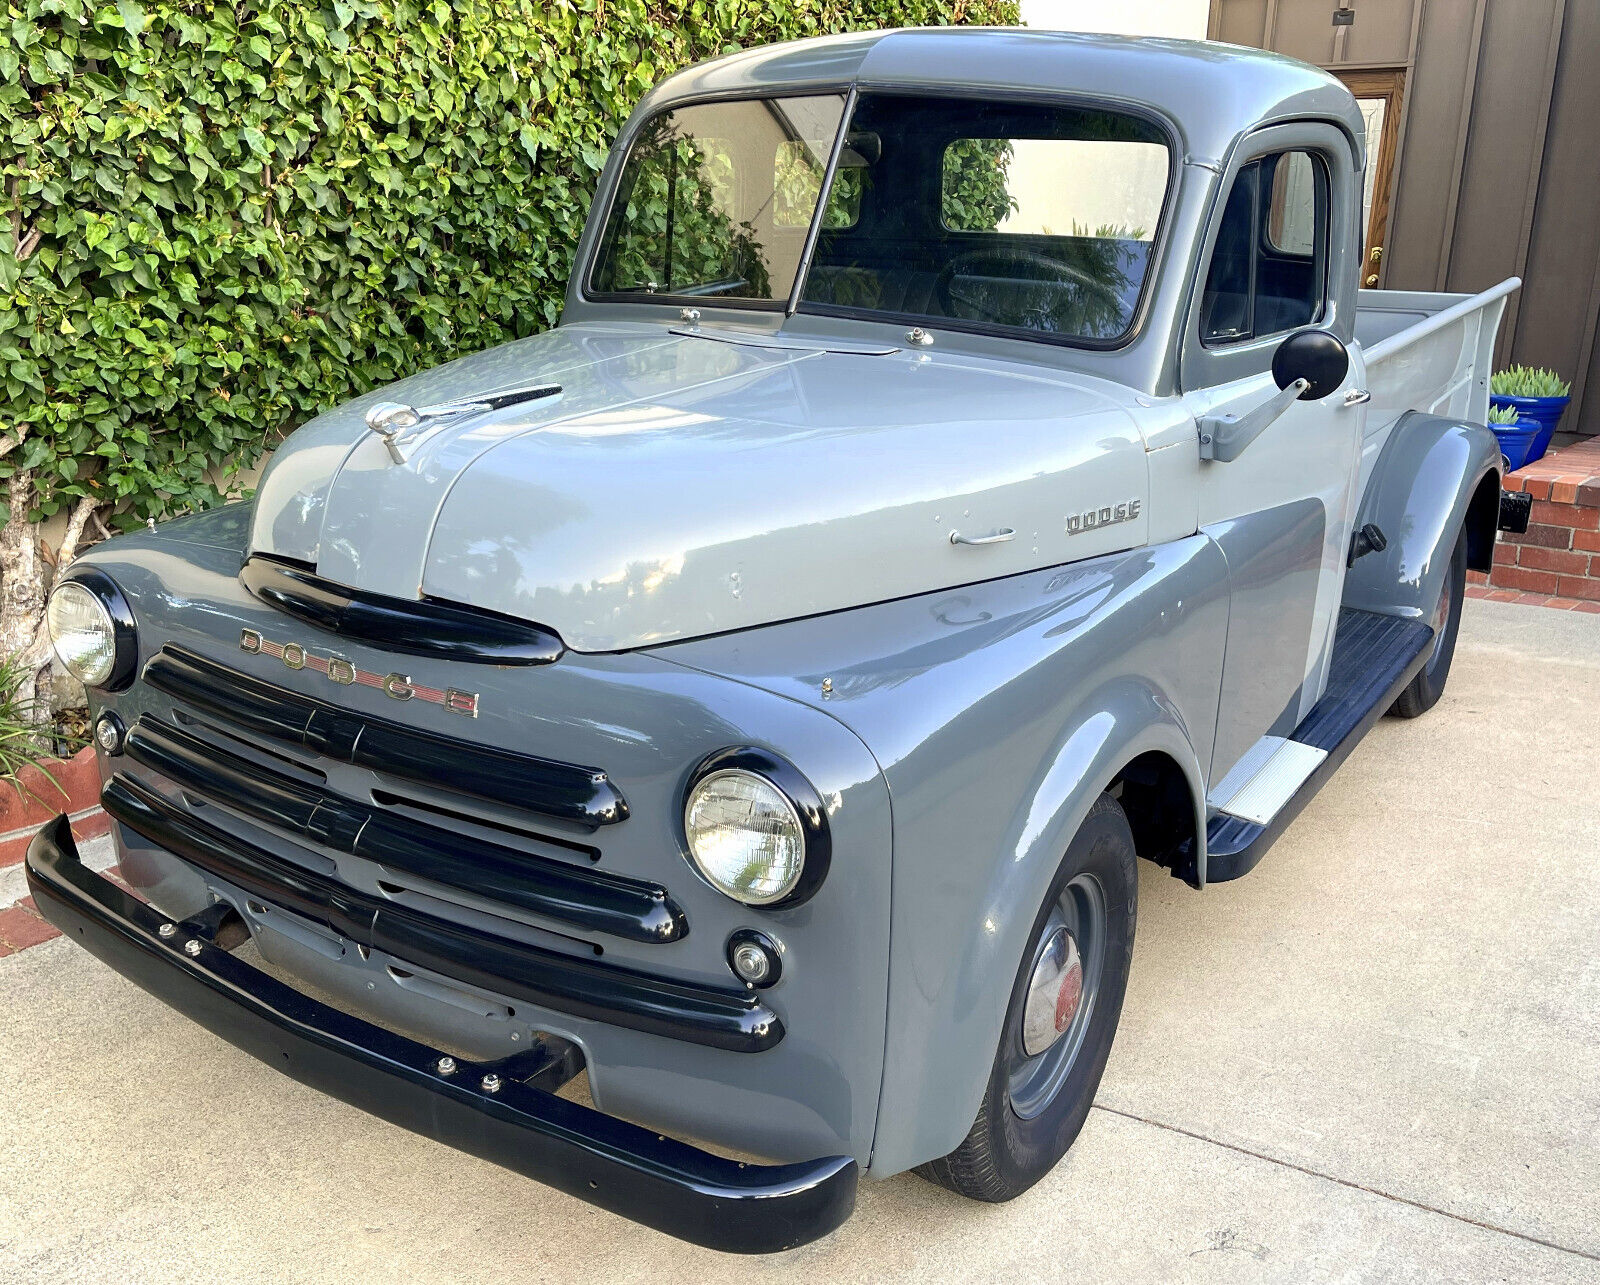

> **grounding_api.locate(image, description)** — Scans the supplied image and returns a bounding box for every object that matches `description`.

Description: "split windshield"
[588,92,1171,345]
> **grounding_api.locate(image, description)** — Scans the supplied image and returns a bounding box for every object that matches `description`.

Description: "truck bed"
[1353,278,1520,491]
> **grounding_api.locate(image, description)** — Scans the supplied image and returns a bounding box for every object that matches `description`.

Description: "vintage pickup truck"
[30,29,1526,1252]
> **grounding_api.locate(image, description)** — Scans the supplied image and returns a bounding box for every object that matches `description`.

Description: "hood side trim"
[241,556,565,666]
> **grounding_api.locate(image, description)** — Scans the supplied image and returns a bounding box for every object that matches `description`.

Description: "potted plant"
[0,654,96,866]
[1490,365,1571,465]
[1487,403,1543,472]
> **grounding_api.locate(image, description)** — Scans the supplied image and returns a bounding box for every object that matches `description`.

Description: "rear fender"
[1344,412,1501,618]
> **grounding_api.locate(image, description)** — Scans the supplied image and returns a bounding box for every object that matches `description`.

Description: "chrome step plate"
[1213,737,1329,826]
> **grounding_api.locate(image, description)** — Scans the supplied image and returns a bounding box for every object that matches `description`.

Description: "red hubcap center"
[1054,956,1084,1033]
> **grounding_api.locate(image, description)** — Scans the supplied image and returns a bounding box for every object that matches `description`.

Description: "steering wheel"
[931,248,1124,327]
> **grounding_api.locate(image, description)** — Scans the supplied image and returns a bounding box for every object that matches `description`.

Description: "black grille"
[123,716,684,945]
[144,646,627,829]
[101,774,778,1053]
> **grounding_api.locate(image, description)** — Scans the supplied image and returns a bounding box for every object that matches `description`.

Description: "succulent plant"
[1491,365,1571,398]
[1486,404,1523,424]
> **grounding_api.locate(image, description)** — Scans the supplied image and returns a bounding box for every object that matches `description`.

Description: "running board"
[1203,609,1435,883]
[1211,737,1328,826]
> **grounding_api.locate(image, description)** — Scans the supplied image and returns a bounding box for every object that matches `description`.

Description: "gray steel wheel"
[917,792,1137,1202]
[1006,872,1108,1119]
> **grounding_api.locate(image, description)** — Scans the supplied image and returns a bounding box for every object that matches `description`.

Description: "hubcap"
[1022,927,1084,1057]
[1008,873,1107,1120]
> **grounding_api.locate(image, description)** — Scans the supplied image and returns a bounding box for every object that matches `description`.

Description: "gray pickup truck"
[30,28,1525,1253]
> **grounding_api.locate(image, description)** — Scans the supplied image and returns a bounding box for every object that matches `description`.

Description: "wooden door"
[1336,69,1406,288]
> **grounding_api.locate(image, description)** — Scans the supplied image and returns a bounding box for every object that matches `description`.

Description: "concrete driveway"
[2,598,1597,1283]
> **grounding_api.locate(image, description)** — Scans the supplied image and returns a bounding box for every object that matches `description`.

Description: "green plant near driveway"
[1491,365,1571,398]
[0,0,1015,712]
[0,651,73,800]
[1487,404,1522,424]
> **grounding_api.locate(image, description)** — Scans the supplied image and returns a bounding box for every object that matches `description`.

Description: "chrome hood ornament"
[364,383,564,464]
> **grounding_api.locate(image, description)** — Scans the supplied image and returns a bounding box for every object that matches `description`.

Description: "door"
[1180,125,1368,785]
[1337,69,1407,289]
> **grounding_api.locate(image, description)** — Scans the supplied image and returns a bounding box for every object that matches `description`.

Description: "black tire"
[1389,526,1468,719]
[917,792,1138,1202]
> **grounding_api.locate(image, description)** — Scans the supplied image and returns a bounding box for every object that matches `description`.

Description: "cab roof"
[639,28,1364,166]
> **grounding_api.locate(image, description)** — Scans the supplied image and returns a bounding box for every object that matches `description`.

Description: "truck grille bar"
[143,646,628,829]
[102,774,780,1053]
[122,716,685,945]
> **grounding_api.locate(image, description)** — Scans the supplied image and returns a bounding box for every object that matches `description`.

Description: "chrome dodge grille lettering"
[240,628,479,716]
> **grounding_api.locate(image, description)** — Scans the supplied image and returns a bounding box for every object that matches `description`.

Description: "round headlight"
[684,769,806,906]
[47,580,120,688]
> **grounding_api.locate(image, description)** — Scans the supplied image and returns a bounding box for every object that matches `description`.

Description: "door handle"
[949,528,1016,547]
[1342,388,1371,407]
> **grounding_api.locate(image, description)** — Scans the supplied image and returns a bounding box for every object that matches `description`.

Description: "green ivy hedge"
[1,0,1015,530]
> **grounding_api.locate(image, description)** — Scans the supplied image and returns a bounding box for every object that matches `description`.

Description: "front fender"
[871,683,1205,1172]
[1345,412,1501,618]
[661,536,1230,1177]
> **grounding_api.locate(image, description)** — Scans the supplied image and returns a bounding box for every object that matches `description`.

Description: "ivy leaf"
[115,0,145,38]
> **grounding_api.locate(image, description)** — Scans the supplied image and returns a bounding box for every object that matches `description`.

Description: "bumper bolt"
[158,923,176,939]
[182,939,202,957]
[481,1074,502,1094]
[436,1056,457,1077]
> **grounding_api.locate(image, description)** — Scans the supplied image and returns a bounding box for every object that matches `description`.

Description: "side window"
[1200,150,1327,345]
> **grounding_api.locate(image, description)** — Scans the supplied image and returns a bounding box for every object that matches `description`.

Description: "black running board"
[1203,609,1435,883]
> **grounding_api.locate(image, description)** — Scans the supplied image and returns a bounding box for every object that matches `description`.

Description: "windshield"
[588,92,1170,345]
[801,95,1169,343]
[588,95,850,305]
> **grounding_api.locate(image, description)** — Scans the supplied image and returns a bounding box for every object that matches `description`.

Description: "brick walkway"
[0,833,121,957]
[0,895,61,958]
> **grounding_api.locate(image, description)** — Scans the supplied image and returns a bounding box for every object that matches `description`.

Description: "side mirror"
[1272,328,1349,401]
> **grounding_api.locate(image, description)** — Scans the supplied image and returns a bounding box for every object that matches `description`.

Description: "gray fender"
[661,535,1230,1177]
[1343,412,1502,619]
[872,687,1206,1175]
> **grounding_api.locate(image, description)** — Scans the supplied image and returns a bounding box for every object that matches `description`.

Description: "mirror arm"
[1198,377,1310,462]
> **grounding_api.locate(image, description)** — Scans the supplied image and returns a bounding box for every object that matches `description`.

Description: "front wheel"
[1389,526,1468,719]
[917,793,1137,1202]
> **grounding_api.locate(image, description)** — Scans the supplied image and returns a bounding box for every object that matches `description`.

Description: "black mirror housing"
[1272,329,1349,400]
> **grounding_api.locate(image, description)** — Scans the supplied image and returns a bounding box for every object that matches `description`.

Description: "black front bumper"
[25,816,857,1254]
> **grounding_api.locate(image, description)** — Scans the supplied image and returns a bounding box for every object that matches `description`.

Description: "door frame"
[1336,68,1407,289]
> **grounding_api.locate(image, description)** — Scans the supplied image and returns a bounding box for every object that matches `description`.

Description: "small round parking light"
[93,712,126,756]
[727,930,782,989]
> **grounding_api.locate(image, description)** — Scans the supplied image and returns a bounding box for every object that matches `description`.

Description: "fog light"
[727,930,782,988]
[93,712,126,755]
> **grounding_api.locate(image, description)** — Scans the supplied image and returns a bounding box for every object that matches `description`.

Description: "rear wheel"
[917,793,1137,1201]
[1390,526,1467,718]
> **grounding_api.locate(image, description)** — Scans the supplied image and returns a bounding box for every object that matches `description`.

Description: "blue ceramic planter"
[1489,393,1569,465]
[1489,417,1544,472]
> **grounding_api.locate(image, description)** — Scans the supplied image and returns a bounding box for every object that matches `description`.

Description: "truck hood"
[249,322,1154,651]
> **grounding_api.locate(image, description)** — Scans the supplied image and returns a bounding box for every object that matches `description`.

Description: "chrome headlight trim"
[47,567,138,692]
[681,747,832,910]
